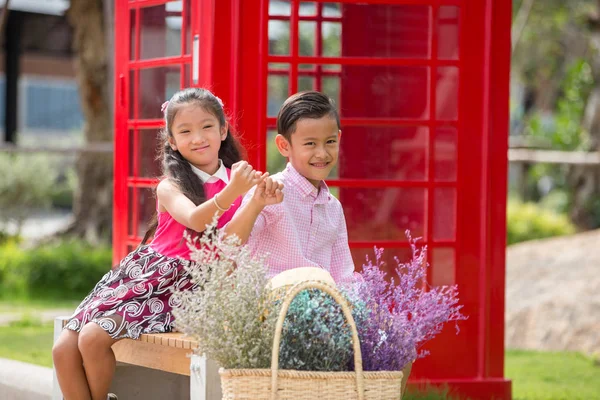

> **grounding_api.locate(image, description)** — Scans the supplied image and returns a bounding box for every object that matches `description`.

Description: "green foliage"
[513,1,595,92]
[0,240,28,298]
[51,167,78,209]
[507,199,576,245]
[527,60,594,150]
[0,239,112,300]
[0,154,58,232]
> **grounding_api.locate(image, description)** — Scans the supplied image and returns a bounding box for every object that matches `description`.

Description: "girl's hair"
[141,88,244,244]
[277,91,341,141]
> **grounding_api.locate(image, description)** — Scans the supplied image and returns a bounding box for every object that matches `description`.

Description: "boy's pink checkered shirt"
[241,163,355,284]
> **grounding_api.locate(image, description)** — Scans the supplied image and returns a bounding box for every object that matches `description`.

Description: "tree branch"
[512,0,535,54]
[0,0,11,41]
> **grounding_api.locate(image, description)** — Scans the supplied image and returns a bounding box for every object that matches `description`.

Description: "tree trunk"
[65,0,113,244]
[568,9,600,229]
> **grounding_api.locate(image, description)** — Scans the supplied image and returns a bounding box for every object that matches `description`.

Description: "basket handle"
[270,280,365,400]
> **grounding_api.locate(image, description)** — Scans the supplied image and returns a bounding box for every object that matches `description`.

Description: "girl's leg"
[78,322,120,400]
[52,329,92,400]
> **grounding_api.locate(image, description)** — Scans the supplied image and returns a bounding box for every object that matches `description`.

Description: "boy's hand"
[229,161,264,196]
[252,177,284,206]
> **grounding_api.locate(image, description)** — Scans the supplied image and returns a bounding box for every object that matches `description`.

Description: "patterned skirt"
[64,245,195,340]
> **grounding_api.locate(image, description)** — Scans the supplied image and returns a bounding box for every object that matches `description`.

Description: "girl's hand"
[252,177,284,206]
[229,161,264,196]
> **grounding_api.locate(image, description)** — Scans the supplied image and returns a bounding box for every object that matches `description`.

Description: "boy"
[228,91,355,284]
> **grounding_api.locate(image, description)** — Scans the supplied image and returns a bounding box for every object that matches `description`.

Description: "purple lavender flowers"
[348,232,467,371]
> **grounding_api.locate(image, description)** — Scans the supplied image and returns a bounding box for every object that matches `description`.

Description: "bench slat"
[112,335,197,376]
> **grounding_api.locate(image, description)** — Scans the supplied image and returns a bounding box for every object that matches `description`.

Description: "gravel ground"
[505,229,600,355]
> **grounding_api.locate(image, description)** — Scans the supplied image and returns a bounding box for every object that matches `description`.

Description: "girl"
[52,88,268,400]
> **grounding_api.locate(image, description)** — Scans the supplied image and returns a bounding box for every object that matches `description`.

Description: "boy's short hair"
[276,91,341,141]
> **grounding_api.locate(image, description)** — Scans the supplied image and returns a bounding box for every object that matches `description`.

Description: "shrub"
[51,168,78,210]
[507,199,576,245]
[0,240,28,299]
[0,239,112,300]
[0,153,58,233]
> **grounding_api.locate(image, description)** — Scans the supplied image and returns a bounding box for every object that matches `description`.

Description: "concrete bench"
[52,317,222,400]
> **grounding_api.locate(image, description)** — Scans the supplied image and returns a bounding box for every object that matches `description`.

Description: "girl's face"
[168,104,227,174]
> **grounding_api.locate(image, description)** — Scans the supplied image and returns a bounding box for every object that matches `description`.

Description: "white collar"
[189,160,229,184]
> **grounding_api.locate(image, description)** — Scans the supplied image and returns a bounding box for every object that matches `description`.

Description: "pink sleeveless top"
[150,169,242,260]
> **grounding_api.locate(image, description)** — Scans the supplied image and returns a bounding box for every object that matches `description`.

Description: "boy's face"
[275,115,341,188]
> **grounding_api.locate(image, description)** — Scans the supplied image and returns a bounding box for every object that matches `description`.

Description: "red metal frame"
[113,1,512,398]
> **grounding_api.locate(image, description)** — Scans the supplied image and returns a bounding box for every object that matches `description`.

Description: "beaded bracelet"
[213,193,231,212]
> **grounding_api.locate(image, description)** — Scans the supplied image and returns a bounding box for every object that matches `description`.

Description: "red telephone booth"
[113,1,511,398]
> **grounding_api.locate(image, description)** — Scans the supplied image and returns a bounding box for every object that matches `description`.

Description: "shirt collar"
[283,163,331,204]
[189,160,229,184]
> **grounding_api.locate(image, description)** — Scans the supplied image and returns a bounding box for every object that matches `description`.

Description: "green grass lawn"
[0,317,54,368]
[0,298,78,312]
[506,349,600,400]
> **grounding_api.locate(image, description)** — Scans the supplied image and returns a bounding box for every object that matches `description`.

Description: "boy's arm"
[330,209,356,284]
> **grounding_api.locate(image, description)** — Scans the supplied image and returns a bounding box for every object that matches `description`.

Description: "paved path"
[4,210,73,241]
[505,229,600,355]
[0,358,53,400]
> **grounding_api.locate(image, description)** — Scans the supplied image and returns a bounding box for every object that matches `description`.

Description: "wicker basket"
[219,280,407,400]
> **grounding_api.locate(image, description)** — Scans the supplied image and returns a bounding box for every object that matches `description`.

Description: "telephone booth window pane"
[129,70,135,119]
[130,10,136,60]
[184,1,191,55]
[268,75,289,117]
[267,129,287,175]
[128,130,135,177]
[323,64,341,72]
[436,67,459,121]
[299,21,317,56]
[350,248,412,280]
[431,248,456,286]
[138,129,162,178]
[139,1,183,60]
[300,2,317,16]
[321,76,340,107]
[323,3,341,18]
[339,66,429,119]
[269,20,290,56]
[138,188,156,238]
[338,126,427,181]
[433,187,456,241]
[343,187,426,241]
[340,5,430,59]
[270,63,289,71]
[138,66,181,119]
[269,0,291,17]
[351,247,413,277]
[438,6,459,60]
[298,76,315,91]
[435,127,457,182]
[128,187,134,236]
[183,64,191,86]
[322,22,341,57]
